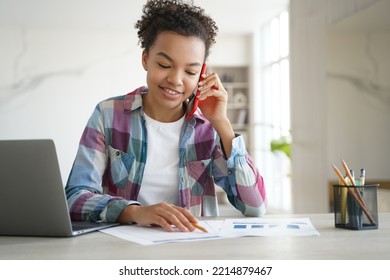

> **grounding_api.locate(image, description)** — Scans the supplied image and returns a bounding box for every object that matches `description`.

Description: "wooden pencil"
[191,222,208,233]
[341,159,365,205]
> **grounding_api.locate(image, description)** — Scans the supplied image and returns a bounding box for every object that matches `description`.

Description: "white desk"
[1,213,390,260]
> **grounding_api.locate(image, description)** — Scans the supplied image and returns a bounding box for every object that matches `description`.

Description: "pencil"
[341,159,357,186]
[332,163,376,225]
[191,222,208,233]
[341,159,366,207]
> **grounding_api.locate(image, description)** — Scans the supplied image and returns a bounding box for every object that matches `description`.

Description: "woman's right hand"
[117,202,198,232]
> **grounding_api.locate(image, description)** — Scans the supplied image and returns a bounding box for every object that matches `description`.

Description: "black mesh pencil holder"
[333,184,379,230]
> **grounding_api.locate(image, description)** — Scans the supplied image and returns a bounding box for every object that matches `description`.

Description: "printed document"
[100,218,319,245]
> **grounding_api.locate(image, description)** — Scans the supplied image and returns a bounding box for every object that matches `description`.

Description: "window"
[253,10,291,213]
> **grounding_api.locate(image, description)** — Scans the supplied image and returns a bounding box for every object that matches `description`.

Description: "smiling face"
[141,31,206,122]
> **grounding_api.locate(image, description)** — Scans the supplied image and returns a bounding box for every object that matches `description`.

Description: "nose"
[166,69,183,86]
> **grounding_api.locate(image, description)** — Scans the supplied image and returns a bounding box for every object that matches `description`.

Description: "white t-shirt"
[137,113,185,206]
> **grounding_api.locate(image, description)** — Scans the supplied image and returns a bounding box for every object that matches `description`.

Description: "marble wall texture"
[326,32,390,180]
[0,26,145,180]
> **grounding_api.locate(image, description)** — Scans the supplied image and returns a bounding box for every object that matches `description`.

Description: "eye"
[186,71,197,76]
[158,63,170,69]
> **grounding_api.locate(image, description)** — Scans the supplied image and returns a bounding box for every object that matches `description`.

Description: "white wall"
[0,26,144,181]
[209,34,251,66]
[289,0,389,214]
[326,31,390,180]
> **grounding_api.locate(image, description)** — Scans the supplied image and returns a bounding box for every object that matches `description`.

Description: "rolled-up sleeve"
[214,134,267,217]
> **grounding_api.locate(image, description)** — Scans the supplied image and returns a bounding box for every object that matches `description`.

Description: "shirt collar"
[123,86,147,113]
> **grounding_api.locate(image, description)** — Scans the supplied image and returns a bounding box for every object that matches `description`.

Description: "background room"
[1,0,389,215]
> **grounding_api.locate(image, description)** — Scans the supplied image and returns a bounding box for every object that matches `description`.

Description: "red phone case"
[185,63,207,120]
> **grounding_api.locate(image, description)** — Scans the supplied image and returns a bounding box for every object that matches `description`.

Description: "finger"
[198,88,225,101]
[131,204,177,231]
[157,204,198,232]
[152,215,176,232]
[137,203,198,232]
[157,210,190,232]
[198,80,226,101]
[174,205,199,223]
[171,205,199,231]
[199,80,220,93]
[166,206,197,232]
[145,204,180,232]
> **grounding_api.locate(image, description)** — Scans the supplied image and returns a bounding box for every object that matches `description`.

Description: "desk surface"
[1,213,390,260]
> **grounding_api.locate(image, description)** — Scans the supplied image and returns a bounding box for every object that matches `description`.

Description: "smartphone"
[185,63,207,120]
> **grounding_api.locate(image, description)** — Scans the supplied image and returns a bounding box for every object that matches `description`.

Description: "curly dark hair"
[135,0,218,59]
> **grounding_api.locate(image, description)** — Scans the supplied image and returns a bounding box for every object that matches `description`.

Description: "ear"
[141,50,148,71]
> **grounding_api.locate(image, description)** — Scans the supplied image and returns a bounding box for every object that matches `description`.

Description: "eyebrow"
[156,52,202,67]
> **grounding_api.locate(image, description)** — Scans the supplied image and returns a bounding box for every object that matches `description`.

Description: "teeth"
[164,88,180,95]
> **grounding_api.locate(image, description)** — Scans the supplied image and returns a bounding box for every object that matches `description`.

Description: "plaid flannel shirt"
[65,87,267,222]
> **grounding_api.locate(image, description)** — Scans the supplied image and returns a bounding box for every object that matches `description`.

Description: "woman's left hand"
[197,72,228,124]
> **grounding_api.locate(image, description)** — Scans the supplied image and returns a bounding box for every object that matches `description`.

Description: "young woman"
[65,0,267,232]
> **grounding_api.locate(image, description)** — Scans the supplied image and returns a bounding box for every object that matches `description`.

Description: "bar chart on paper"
[219,218,320,237]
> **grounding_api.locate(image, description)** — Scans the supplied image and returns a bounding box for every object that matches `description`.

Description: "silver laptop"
[0,139,119,237]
